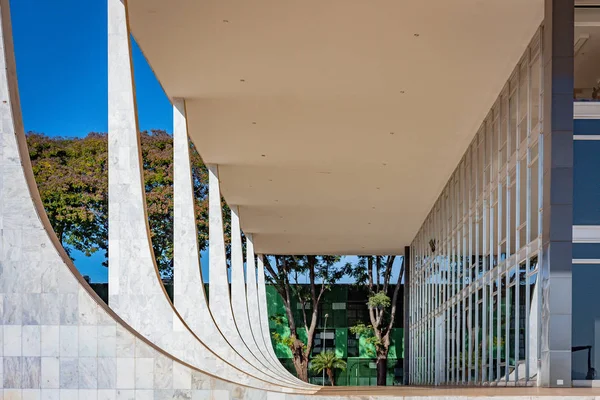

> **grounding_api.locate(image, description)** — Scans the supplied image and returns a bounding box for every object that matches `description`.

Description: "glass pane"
[530,157,539,242]
[509,93,517,157]
[530,55,541,131]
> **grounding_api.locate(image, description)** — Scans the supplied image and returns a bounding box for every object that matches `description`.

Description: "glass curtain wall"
[409,28,543,386]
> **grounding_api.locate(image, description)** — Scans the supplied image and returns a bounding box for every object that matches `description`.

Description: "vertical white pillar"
[107,0,166,308]
[173,98,211,328]
[230,208,302,384]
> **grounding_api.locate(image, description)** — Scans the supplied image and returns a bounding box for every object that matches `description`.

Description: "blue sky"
[11,0,403,284]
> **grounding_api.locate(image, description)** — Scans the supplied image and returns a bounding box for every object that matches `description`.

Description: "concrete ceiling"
[127,0,543,255]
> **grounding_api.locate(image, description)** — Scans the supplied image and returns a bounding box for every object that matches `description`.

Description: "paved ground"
[316,385,600,397]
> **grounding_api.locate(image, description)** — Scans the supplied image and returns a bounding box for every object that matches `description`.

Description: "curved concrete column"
[0,1,303,398]
[246,237,300,381]
[106,0,308,393]
[230,208,308,386]
[173,100,307,388]
[257,254,301,378]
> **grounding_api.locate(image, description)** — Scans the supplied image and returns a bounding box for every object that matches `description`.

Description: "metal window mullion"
[468,147,474,384]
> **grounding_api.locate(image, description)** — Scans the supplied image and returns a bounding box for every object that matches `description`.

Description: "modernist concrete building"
[1,0,600,398]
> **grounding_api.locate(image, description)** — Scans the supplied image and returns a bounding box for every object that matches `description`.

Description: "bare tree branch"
[387,256,405,333]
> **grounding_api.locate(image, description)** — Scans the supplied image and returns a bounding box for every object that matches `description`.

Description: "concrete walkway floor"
[315,385,600,398]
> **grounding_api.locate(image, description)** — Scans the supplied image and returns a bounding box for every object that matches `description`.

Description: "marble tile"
[133,390,152,400]
[40,294,59,325]
[152,355,172,389]
[41,357,59,389]
[79,389,98,400]
[59,326,78,357]
[59,389,79,400]
[98,389,116,400]
[78,326,97,357]
[116,358,134,389]
[2,293,22,325]
[78,358,98,389]
[134,358,153,389]
[22,389,41,400]
[78,290,98,326]
[115,326,134,358]
[98,326,116,358]
[22,357,41,389]
[153,390,174,400]
[172,390,192,400]
[211,390,230,400]
[4,389,22,400]
[22,294,41,325]
[22,326,41,356]
[40,326,59,357]
[190,371,209,390]
[4,357,21,388]
[115,389,135,400]
[3,325,21,356]
[172,363,191,390]
[191,391,211,400]
[134,341,155,359]
[97,358,116,389]
[40,389,59,400]
[59,358,78,389]
[59,294,78,325]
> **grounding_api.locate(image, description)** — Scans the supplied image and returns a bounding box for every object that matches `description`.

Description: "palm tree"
[310,351,347,386]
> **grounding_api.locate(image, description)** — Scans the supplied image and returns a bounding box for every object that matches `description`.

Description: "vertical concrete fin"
[173,107,300,388]
[172,98,210,325]
[106,1,298,391]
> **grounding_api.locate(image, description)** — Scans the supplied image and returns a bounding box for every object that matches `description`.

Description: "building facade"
[407,3,600,389]
[266,285,405,386]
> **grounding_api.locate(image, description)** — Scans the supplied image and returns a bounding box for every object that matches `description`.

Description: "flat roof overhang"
[127,0,543,255]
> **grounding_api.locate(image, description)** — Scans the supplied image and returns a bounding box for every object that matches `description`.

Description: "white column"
[231,208,305,385]
[173,102,301,387]
[106,0,295,391]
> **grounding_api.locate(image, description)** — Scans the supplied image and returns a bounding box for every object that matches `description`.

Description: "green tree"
[350,256,404,386]
[27,131,211,277]
[264,255,351,382]
[309,351,346,386]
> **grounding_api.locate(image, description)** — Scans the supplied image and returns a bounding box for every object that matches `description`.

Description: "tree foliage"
[350,255,404,386]
[27,131,212,277]
[309,351,346,386]
[264,255,352,382]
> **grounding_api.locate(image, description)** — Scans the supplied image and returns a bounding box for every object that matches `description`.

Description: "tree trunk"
[291,339,309,382]
[326,368,335,386]
[376,349,388,386]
